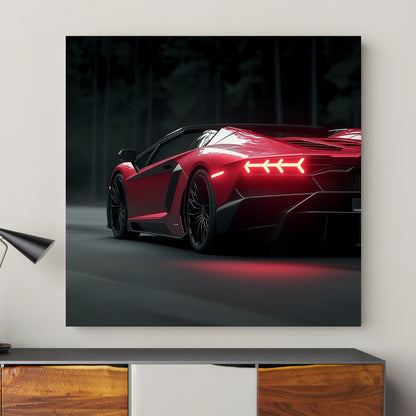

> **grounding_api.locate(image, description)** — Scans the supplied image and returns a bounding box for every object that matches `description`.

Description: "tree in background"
[323,39,361,126]
[66,36,361,204]
[225,39,264,123]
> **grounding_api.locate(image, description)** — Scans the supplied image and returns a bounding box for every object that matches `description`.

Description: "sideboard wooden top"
[0,348,384,365]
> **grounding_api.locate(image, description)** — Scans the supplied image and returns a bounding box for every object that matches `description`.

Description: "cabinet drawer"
[1,365,128,416]
[258,364,384,416]
[131,364,257,416]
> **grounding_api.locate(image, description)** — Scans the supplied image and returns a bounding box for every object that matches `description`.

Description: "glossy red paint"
[108,125,361,245]
[110,162,136,183]
[130,212,167,221]
[127,171,172,218]
[211,171,225,179]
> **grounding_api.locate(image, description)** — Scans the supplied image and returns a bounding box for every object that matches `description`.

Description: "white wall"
[0,0,415,414]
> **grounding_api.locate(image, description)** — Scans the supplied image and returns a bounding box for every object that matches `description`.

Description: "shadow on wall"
[386,376,405,415]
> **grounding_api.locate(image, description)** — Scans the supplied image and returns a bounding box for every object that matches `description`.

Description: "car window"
[207,128,235,145]
[150,132,200,164]
[135,148,154,169]
[190,130,218,149]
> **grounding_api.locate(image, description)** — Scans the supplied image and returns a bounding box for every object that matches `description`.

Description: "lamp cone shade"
[0,228,54,264]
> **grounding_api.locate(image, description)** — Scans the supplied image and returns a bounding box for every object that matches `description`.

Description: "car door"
[126,132,202,224]
[126,147,176,220]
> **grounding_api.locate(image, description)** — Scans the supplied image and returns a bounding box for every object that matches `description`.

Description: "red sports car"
[107,124,361,252]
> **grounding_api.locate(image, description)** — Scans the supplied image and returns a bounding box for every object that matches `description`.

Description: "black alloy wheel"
[186,169,217,252]
[109,174,131,239]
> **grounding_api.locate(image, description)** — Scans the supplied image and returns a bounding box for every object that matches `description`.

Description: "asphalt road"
[66,206,361,326]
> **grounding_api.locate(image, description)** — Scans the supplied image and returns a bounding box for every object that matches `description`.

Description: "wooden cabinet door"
[1,365,128,416]
[258,364,384,416]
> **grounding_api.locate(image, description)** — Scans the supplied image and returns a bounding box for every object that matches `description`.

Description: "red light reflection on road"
[172,260,340,281]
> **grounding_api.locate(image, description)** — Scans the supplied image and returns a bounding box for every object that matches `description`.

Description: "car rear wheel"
[109,174,131,239]
[186,169,217,253]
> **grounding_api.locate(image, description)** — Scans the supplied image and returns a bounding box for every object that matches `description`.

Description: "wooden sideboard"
[1,365,128,415]
[0,349,385,416]
[258,364,384,415]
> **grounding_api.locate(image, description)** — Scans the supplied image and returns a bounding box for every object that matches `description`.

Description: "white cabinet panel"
[130,364,256,416]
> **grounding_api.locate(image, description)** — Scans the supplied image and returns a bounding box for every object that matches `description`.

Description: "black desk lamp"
[0,228,54,353]
[0,228,54,265]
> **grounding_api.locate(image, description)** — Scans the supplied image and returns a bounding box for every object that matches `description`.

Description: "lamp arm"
[0,237,8,268]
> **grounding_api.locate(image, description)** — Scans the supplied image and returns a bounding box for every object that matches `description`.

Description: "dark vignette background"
[66,36,361,326]
[67,36,360,204]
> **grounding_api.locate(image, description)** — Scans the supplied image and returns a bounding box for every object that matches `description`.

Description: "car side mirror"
[118,149,137,163]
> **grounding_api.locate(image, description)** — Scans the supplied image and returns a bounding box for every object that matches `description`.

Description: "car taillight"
[244,158,305,174]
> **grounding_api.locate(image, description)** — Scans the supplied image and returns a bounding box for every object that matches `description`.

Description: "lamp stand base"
[0,343,11,353]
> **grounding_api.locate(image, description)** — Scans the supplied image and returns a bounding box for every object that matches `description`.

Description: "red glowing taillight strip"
[244,158,305,174]
[211,171,224,179]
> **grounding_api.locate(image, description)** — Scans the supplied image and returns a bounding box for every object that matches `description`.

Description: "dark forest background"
[66,36,360,204]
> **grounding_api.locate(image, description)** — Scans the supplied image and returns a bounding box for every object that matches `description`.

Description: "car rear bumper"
[216,191,361,245]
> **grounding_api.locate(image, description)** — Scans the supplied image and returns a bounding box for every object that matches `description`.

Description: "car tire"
[186,169,217,253]
[109,174,132,239]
